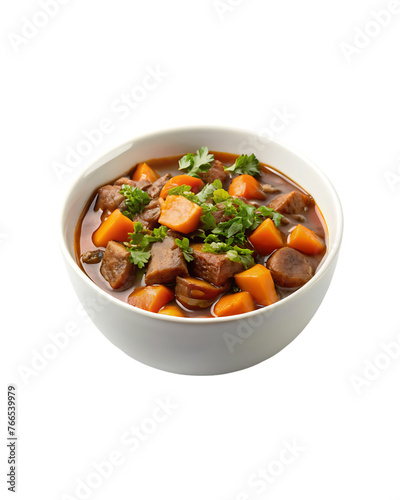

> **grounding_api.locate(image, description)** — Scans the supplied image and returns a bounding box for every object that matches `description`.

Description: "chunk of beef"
[266,247,312,288]
[145,234,188,285]
[262,183,280,194]
[113,179,152,212]
[113,177,136,188]
[291,214,306,222]
[175,276,230,310]
[114,177,151,191]
[146,174,172,198]
[199,160,230,185]
[132,199,161,230]
[268,191,312,215]
[190,243,244,286]
[211,198,254,225]
[100,241,136,290]
[95,185,125,212]
[81,250,104,264]
[280,216,290,226]
[212,209,231,225]
[211,203,234,225]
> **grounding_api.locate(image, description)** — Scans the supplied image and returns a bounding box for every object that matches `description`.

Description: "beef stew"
[75,148,327,318]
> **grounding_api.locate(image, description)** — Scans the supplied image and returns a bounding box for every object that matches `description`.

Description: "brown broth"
[75,152,328,317]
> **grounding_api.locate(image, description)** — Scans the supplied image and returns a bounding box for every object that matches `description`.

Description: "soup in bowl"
[60,126,343,375]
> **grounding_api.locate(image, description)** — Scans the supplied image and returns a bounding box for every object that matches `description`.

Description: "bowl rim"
[59,125,343,324]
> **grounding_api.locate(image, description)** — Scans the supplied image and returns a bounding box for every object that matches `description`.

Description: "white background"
[1,0,400,499]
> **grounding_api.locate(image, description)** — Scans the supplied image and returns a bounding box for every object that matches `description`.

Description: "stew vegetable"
[76,148,327,318]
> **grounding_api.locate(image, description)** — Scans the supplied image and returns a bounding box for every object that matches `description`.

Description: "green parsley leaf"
[211,199,257,244]
[152,225,169,240]
[257,205,282,227]
[206,196,280,246]
[178,154,193,171]
[167,184,192,196]
[128,249,152,268]
[221,199,239,218]
[188,228,207,240]
[167,180,223,207]
[125,223,168,268]
[202,241,255,269]
[224,154,260,176]
[226,220,243,238]
[226,248,255,269]
[202,241,227,253]
[200,210,217,231]
[119,185,151,220]
[178,147,214,177]
[127,222,148,246]
[175,238,194,262]
[167,184,198,203]
[212,188,231,204]
[196,179,222,203]
[203,233,220,244]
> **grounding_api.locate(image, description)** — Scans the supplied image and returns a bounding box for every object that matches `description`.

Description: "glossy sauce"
[75,152,328,317]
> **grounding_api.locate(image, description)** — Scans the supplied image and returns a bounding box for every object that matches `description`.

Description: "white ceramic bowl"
[60,126,343,375]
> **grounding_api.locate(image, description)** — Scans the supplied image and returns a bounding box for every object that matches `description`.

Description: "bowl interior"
[61,126,343,317]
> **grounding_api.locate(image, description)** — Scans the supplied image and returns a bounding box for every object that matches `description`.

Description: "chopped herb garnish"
[123,150,280,272]
[125,222,168,268]
[178,147,214,177]
[224,153,260,177]
[167,184,198,202]
[212,188,231,204]
[226,248,255,269]
[167,184,192,196]
[210,198,281,243]
[210,199,258,245]
[175,238,194,262]
[119,185,151,220]
[196,179,222,203]
[257,205,282,227]
[188,228,207,240]
[167,177,281,246]
[200,209,217,231]
[202,240,255,269]
[168,180,223,206]
[152,226,169,240]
